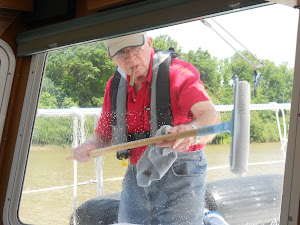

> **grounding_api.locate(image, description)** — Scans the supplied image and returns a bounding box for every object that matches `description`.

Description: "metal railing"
[32,103,291,210]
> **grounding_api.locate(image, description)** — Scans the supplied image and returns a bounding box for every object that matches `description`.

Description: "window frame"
[280,14,300,225]
[2,3,300,225]
[0,39,16,142]
[3,53,47,225]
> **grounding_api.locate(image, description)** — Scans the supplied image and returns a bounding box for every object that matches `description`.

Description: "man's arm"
[73,135,112,162]
[156,100,221,152]
[189,100,221,144]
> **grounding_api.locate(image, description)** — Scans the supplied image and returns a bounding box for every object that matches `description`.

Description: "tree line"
[33,35,293,146]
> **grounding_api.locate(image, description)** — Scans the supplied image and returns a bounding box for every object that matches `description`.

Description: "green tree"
[38,92,58,109]
[216,58,235,105]
[45,41,116,108]
[152,35,183,54]
[61,97,79,108]
[256,61,293,103]
[230,51,255,84]
[41,75,68,107]
[181,48,221,95]
[32,117,73,146]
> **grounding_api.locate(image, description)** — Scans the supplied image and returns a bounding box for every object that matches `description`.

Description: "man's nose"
[125,50,136,62]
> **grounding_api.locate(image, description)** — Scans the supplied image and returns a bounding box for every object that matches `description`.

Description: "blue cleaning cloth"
[136,125,177,187]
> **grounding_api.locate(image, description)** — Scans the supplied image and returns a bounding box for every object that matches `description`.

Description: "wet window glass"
[19,4,298,225]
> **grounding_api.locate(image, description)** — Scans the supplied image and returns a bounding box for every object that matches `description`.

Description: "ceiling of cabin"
[0,8,20,36]
[0,0,142,37]
[0,0,298,38]
[0,0,33,36]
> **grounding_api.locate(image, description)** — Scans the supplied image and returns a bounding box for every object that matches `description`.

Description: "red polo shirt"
[95,49,210,164]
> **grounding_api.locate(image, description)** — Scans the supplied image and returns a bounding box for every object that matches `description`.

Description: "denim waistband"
[130,149,204,168]
[176,149,204,160]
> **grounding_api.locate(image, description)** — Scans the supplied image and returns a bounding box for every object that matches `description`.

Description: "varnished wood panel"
[87,0,141,11]
[0,0,33,11]
[0,8,20,37]
[0,56,32,225]
[0,17,31,224]
[76,0,96,18]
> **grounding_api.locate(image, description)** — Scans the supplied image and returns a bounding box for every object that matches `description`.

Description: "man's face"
[111,37,153,81]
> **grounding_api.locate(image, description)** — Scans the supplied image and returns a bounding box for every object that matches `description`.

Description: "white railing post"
[80,114,86,143]
[95,156,104,196]
[280,109,288,159]
[71,107,79,225]
[272,102,288,159]
[94,114,104,196]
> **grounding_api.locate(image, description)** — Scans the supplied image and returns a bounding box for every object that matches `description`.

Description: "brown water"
[19,142,285,225]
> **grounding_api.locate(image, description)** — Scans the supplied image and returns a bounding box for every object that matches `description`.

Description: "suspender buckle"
[116,149,131,160]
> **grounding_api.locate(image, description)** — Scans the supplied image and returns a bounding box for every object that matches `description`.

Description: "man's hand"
[73,141,97,162]
[156,100,221,152]
[156,124,196,152]
[73,136,111,162]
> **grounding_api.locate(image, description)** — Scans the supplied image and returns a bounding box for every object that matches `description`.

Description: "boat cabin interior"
[1,0,300,224]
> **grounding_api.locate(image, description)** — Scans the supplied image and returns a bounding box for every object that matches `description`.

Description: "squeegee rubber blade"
[230,81,251,176]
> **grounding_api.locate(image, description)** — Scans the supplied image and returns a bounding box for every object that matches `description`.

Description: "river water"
[19,142,285,224]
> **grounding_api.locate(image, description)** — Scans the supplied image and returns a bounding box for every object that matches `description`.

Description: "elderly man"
[73,32,221,224]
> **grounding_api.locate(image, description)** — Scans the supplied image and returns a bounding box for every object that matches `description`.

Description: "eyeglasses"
[113,46,144,60]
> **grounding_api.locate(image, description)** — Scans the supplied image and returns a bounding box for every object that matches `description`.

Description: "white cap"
[104,32,146,57]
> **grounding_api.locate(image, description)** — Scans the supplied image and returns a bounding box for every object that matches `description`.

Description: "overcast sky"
[148,4,299,68]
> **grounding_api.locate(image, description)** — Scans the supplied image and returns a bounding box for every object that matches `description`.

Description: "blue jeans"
[118,150,207,225]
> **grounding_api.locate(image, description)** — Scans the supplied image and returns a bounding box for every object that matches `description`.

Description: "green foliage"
[36,34,293,146]
[152,35,183,54]
[32,116,96,146]
[181,48,221,94]
[230,51,256,83]
[258,61,293,103]
[61,97,79,108]
[32,117,73,146]
[39,92,58,109]
[44,41,115,108]
[250,111,278,142]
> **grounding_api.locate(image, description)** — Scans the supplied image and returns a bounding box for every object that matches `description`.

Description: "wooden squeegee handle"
[67,129,197,160]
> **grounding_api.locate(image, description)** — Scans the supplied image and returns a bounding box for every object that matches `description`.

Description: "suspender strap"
[110,67,127,145]
[127,131,151,142]
[156,52,173,127]
[150,50,177,136]
[111,70,121,126]
[111,67,130,159]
